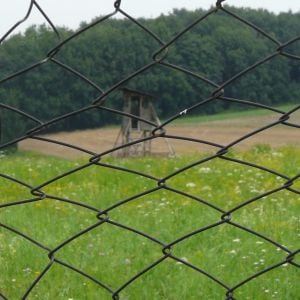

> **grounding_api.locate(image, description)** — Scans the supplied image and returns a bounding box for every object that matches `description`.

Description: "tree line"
[0,6,299,145]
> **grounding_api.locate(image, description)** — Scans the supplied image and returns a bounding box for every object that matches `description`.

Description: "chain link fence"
[0,0,299,299]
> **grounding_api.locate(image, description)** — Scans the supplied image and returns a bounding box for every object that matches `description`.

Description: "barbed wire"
[0,0,299,299]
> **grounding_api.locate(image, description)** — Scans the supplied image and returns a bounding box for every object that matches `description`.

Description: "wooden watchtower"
[114,88,174,156]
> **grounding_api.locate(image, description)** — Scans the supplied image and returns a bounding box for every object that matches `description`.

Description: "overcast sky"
[1,0,300,37]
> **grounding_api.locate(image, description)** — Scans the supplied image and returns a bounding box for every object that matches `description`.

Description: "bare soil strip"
[18,114,299,159]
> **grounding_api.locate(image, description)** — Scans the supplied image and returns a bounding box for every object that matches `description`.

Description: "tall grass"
[0,146,299,299]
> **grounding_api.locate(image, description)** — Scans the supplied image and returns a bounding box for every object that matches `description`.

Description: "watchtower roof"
[121,87,155,99]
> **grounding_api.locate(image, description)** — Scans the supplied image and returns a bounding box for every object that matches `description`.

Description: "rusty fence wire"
[0,0,299,299]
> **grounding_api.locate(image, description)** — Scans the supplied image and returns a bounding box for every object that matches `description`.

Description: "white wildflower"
[198,167,211,174]
[176,257,189,265]
[202,186,211,191]
[23,267,32,273]
[235,186,241,194]
[232,238,241,243]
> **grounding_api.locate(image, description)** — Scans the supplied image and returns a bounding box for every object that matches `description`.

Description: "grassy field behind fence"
[171,104,296,125]
[0,146,299,299]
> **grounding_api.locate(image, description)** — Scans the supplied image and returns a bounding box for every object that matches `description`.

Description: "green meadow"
[171,104,296,125]
[0,146,299,299]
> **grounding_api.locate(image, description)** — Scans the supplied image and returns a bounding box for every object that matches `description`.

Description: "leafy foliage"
[0,7,300,143]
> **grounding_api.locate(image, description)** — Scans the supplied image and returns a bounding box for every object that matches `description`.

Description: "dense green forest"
[0,6,300,144]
